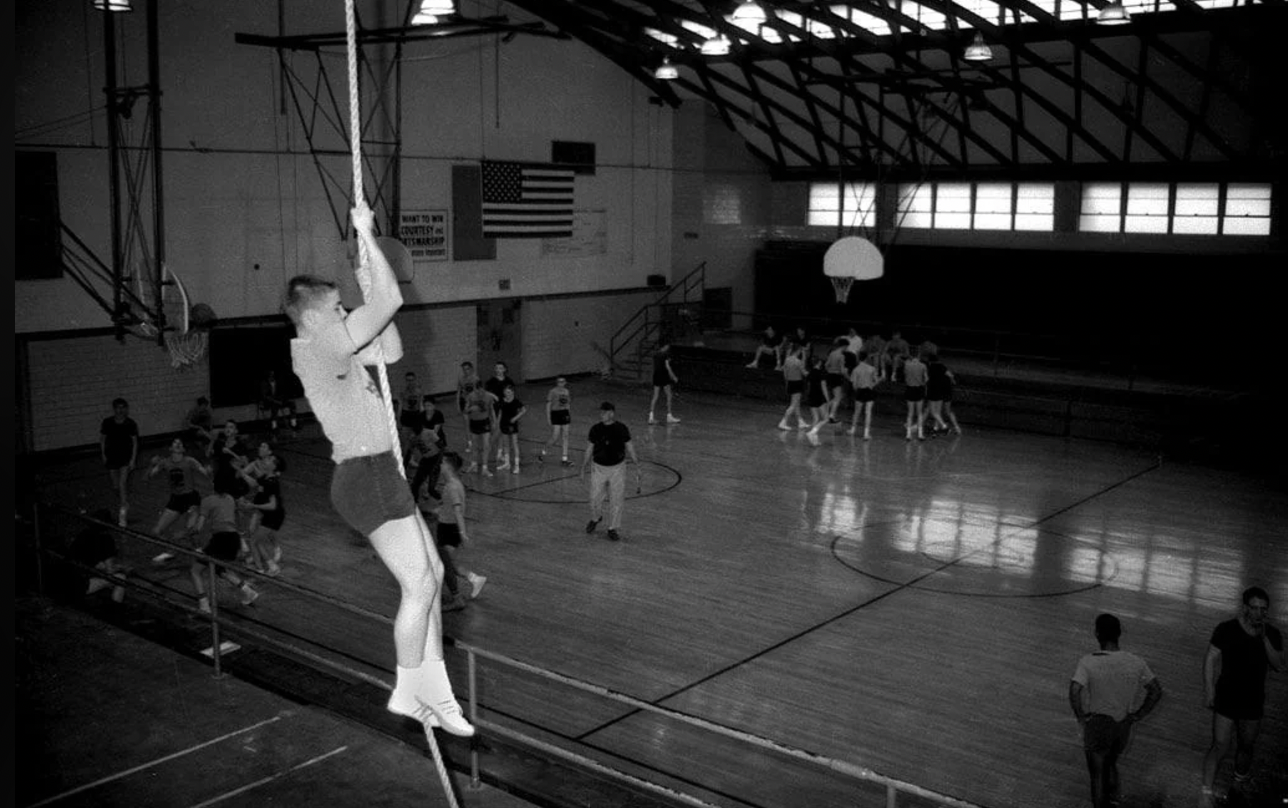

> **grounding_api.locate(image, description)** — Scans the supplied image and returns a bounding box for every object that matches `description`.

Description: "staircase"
[608,261,706,383]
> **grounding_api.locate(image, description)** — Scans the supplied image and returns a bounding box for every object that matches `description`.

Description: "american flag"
[481,160,575,239]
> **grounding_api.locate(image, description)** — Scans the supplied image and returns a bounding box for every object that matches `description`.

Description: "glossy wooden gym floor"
[37,379,1288,808]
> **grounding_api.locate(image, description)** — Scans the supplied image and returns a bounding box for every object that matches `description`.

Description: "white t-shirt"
[1071,650,1156,721]
[291,320,393,462]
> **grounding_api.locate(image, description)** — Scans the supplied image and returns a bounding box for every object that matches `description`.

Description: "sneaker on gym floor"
[240,586,260,606]
[152,552,175,565]
[606,529,621,541]
[482,467,494,477]
[648,415,658,425]
[667,414,681,424]
[585,518,600,534]
[561,458,573,466]
[468,574,487,599]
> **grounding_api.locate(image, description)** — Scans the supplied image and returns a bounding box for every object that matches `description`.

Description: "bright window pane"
[1172,183,1219,234]
[900,0,947,31]
[1224,184,1271,235]
[831,5,890,36]
[1223,217,1271,236]
[1173,217,1218,234]
[1224,183,1271,217]
[975,183,1012,213]
[952,0,1004,28]
[973,183,1011,230]
[842,182,877,228]
[1081,183,1121,215]
[1080,214,1121,232]
[1174,184,1219,217]
[1017,183,1055,214]
[1015,213,1054,231]
[897,184,933,229]
[1124,183,1169,233]
[1058,0,1090,21]
[808,182,840,226]
[935,183,972,213]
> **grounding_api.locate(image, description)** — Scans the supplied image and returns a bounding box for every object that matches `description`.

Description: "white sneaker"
[648,415,658,425]
[419,661,475,737]
[198,597,211,614]
[511,465,520,474]
[497,460,510,471]
[468,573,488,599]
[482,467,494,477]
[667,414,681,424]
[152,552,175,564]
[240,586,260,606]
[117,508,128,527]
[266,561,282,577]
[777,421,791,431]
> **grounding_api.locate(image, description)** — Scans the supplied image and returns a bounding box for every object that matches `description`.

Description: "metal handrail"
[30,503,982,808]
[608,261,706,372]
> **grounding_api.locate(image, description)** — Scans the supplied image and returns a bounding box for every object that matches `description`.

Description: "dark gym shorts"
[550,410,571,426]
[435,521,462,548]
[166,490,202,514]
[786,379,805,396]
[855,387,875,403]
[500,423,519,435]
[468,419,492,435]
[1082,714,1130,754]
[904,385,926,403]
[204,531,242,563]
[1214,690,1265,721]
[260,510,285,532]
[331,451,417,536]
[104,455,132,471]
[827,372,847,389]
[653,375,671,388]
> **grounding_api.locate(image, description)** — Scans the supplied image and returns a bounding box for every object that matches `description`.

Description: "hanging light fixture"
[654,57,679,81]
[92,0,133,11]
[731,0,767,24]
[962,31,993,63]
[410,11,439,25]
[700,35,731,56]
[1096,1,1131,25]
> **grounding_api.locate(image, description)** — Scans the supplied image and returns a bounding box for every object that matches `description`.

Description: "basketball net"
[830,276,855,304]
[164,328,208,369]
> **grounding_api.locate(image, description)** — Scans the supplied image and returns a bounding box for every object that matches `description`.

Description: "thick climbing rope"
[343,2,462,804]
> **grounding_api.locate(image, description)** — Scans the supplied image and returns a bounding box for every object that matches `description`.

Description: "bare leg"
[1203,713,1236,792]
[649,387,661,421]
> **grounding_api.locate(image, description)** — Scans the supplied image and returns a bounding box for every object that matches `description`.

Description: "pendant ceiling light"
[962,31,994,63]
[1097,2,1131,25]
[654,57,679,81]
[93,0,133,11]
[700,35,731,56]
[731,1,767,24]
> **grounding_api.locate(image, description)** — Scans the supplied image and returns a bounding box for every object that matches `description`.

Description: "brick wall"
[23,335,211,453]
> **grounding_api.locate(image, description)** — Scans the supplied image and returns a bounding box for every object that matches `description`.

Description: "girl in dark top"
[804,355,831,436]
[925,353,961,436]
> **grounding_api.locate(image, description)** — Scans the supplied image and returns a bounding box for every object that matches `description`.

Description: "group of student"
[754,326,961,441]
[96,399,288,614]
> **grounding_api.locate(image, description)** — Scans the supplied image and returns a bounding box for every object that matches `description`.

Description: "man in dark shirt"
[1201,586,1284,804]
[580,401,639,542]
[100,397,139,527]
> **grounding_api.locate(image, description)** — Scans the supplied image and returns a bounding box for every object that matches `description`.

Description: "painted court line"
[26,715,285,807]
[185,746,348,808]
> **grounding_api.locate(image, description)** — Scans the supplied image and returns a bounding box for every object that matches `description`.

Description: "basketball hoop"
[823,236,884,306]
